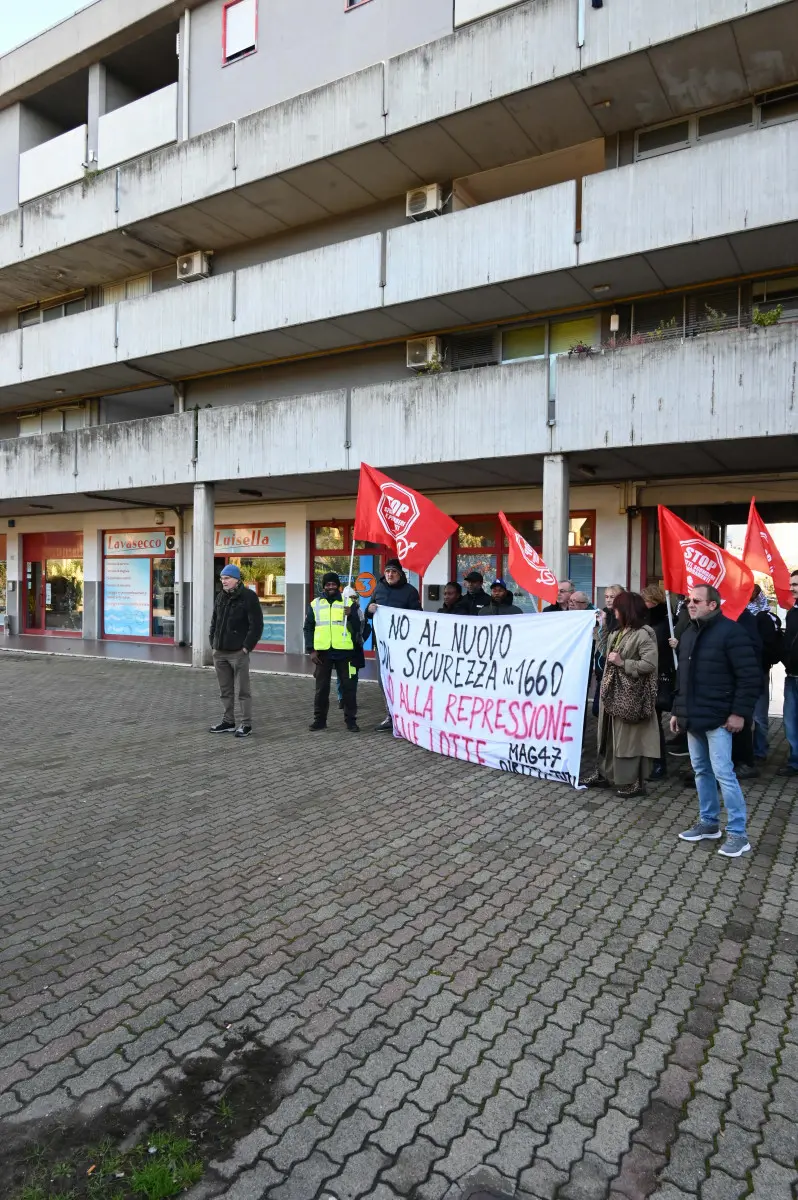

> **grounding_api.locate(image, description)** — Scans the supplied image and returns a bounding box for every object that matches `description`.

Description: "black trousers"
[731,723,754,768]
[314,655,357,723]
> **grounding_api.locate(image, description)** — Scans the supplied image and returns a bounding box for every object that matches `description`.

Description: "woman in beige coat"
[584,590,660,797]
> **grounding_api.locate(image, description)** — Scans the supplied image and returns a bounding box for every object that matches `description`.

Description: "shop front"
[452,512,595,608]
[22,532,84,635]
[103,530,176,641]
[214,525,286,650]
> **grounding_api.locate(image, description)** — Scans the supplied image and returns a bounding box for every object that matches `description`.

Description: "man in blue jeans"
[670,585,761,858]
[779,569,798,777]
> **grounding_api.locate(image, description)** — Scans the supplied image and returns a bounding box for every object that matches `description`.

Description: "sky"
[0,1,86,56]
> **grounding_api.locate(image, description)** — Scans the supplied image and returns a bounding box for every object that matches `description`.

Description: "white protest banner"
[373,608,595,787]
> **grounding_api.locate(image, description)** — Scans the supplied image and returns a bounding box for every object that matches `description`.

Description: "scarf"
[747,591,777,623]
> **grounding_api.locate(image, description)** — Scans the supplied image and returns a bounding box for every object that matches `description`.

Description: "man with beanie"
[304,572,363,732]
[368,558,422,732]
[209,564,264,737]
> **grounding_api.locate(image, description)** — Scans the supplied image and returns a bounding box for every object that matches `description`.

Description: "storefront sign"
[104,558,151,637]
[214,526,286,554]
[104,532,172,557]
[373,607,594,787]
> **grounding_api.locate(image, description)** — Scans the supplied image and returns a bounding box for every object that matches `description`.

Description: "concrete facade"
[0,0,797,657]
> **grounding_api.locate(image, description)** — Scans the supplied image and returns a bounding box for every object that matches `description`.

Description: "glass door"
[25,561,44,631]
[152,558,175,639]
[45,558,83,632]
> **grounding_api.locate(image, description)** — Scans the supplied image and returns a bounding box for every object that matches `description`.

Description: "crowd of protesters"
[209,552,798,859]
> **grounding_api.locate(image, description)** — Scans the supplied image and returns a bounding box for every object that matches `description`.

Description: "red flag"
[353,463,458,577]
[658,506,753,621]
[742,498,793,610]
[498,512,558,605]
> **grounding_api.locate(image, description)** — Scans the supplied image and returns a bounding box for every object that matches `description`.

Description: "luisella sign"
[214,526,286,554]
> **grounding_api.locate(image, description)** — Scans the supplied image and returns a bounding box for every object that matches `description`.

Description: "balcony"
[579,123,798,287]
[1,323,796,512]
[2,114,798,409]
[97,84,178,171]
[0,0,794,303]
[18,126,87,205]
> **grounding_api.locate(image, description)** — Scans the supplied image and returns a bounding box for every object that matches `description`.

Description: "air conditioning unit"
[407,336,442,370]
[176,251,211,282]
[406,184,444,219]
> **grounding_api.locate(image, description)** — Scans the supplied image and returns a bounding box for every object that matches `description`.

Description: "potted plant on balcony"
[568,341,595,359]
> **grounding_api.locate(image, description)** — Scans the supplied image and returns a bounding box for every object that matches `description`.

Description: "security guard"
[303,571,363,732]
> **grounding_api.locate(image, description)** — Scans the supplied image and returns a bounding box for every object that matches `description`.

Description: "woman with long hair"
[584,590,661,797]
[592,584,625,718]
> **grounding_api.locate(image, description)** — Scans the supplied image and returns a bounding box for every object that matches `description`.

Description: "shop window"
[454,513,595,611]
[223,0,257,63]
[103,530,176,641]
[502,325,546,362]
[214,525,286,648]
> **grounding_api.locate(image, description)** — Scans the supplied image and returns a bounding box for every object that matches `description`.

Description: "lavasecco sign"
[373,608,595,787]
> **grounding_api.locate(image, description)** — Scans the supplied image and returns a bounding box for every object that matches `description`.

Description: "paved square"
[1,653,797,1200]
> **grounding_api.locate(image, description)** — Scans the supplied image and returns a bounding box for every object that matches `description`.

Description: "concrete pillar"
[82,529,103,641]
[543,453,569,583]
[4,531,21,636]
[283,510,308,654]
[87,63,107,166]
[191,483,214,667]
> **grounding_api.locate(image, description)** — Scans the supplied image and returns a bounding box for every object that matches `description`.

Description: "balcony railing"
[97,84,179,171]
[18,126,87,205]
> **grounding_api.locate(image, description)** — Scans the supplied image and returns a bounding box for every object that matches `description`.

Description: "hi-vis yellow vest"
[312,598,354,652]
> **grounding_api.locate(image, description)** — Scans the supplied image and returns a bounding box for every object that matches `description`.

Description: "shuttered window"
[223,0,257,63]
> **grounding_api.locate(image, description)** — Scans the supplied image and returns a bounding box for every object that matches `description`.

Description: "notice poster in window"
[104,558,150,637]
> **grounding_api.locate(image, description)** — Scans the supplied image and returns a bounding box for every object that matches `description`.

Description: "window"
[452,513,595,611]
[549,316,600,354]
[18,406,86,437]
[753,275,798,319]
[223,0,257,63]
[345,0,373,9]
[102,274,152,306]
[635,92,798,162]
[18,293,87,328]
[502,325,546,362]
[697,104,753,141]
[636,120,690,159]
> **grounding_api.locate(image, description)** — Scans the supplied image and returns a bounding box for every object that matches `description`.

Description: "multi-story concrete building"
[0,0,797,664]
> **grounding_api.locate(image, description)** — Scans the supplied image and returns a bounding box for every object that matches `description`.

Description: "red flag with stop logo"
[658,506,753,621]
[353,463,458,577]
[742,498,793,610]
[498,512,558,605]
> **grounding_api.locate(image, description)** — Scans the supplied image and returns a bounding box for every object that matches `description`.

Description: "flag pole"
[347,542,356,591]
[665,590,678,670]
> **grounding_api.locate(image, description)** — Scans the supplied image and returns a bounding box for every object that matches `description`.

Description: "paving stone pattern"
[1,653,797,1200]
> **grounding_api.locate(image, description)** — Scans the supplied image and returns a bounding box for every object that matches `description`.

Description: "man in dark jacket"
[780,569,798,777]
[671,585,761,857]
[543,580,575,613]
[304,571,363,732]
[437,581,476,616]
[368,558,421,732]
[744,585,781,763]
[209,564,264,737]
[479,579,523,616]
[463,570,491,612]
